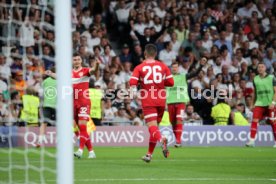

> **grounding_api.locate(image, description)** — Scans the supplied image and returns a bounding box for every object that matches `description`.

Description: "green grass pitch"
[0,147,275,184]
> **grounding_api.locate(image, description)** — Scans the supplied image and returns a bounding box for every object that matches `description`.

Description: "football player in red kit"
[129,44,174,163]
[45,52,99,159]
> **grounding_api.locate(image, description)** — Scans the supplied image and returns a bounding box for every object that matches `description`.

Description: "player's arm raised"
[89,58,100,75]
[186,57,207,80]
[164,65,174,87]
[44,70,57,79]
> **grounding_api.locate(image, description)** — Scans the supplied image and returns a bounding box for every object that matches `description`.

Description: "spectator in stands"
[184,104,201,124]
[0,92,9,125]
[80,36,92,54]
[245,95,254,111]
[240,62,249,80]
[133,109,144,126]
[232,73,241,91]
[248,56,259,74]
[115,0,135,44]
[180,32,196,55]
[113,105,130,125]
[237,0,262,19]
[27,72,42,95]
[11,71,26,97]
[229,58,240,74]
[109,65,123,89]
[103,99,117,123]
[159,41,177,66]
[213,56,222,75]
[220,45,232,66]
[101,44,113,66]
[264,48,276,73]
[239,78,254,97]
[133,13,147,36]
[214,31,233,54]
[153,0,166,19]
[193,39,207,60]
[119,44,132,63]
[130,22,167,51]
[203,66,215,88]
[119,62,132,87]
[221,65,232,85]
[131,43,143,68]
[99,37,116,56]
[175,20,189,43]
[124,100,136,120]
[19,16,35,48]
[72,31,81,52]
[81,7,92,30]
[87,28,101,50]
[42,45,55,70]
[170,31,181,54]
[0,54,11,80]
[202,31,213,53]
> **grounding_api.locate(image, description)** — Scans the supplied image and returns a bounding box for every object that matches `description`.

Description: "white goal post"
[55,0,73,184]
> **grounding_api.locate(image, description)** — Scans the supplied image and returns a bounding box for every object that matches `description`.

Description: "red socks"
[78,124,88,150]
[271,123,276,141]
[147,126,161,155]
[250,121,258,139]
[147,134,157,155]
[149,126,162,142]
[173,124,183,144]
[85,138,93,152]
[78,124,93,151]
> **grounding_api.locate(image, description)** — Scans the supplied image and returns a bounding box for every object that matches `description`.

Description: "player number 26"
[142,66,162,84]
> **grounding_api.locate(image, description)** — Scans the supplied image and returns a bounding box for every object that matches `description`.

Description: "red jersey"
[72,67,90,102]
[129,59,174,107]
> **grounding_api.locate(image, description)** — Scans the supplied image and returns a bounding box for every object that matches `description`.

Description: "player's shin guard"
[147,134,157,155]
[250,121,258,140]
[149,126,162,142]
[78,124,88,150]
[173,124,183,144]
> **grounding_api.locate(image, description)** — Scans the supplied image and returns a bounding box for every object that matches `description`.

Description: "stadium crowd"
[0,0,276,126]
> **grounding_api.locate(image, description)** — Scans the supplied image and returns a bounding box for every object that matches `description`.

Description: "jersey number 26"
[142,65,162,84]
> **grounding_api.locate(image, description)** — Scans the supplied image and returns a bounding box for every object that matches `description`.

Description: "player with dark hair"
[167,58,207,147]
[129,44,174,163]
[46,52,100,158]
[246,62,276,147]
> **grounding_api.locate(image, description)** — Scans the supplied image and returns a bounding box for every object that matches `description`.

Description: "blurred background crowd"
[0,0,276,126]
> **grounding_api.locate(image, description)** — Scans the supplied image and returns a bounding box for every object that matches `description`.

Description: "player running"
[46,53,99,158]
[167,58,207,148]
[129,44,174,163]
[246,62,276,148]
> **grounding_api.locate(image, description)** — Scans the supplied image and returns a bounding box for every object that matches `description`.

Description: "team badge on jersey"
[79,72,83,77]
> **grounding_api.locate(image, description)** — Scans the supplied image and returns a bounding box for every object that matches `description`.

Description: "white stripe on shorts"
[144,113,158,119]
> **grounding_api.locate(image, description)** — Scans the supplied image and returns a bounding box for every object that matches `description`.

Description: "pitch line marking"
[45,178,276,182]
[0,159,275,164]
